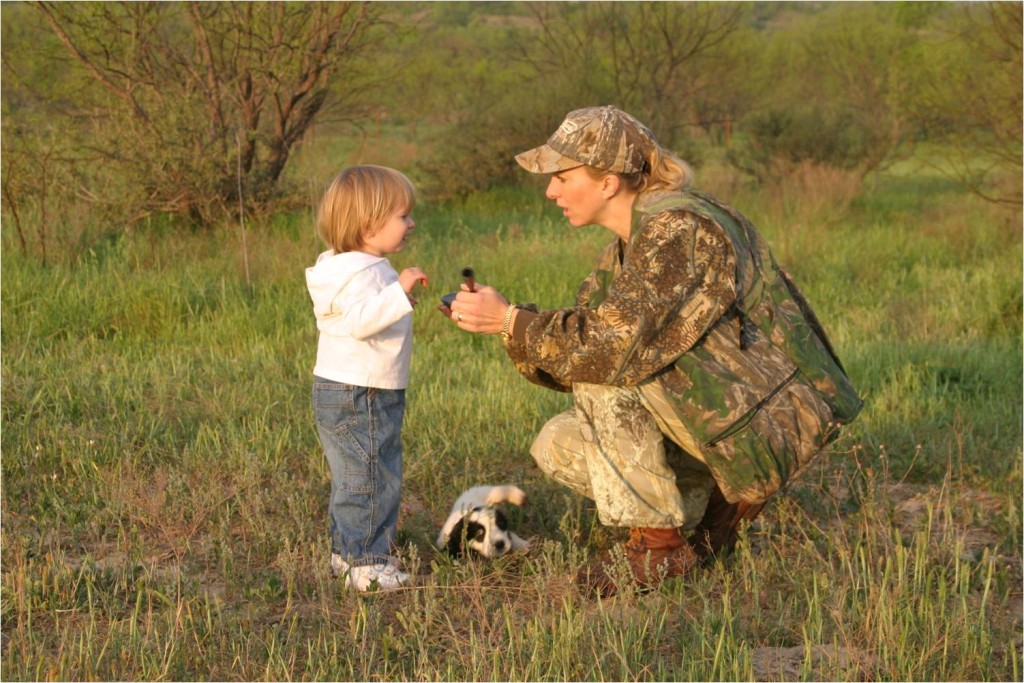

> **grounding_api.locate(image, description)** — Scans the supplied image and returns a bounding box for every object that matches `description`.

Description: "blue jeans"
[312,377,404,567]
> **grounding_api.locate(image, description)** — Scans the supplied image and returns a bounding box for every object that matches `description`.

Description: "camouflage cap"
[515,106,656,174]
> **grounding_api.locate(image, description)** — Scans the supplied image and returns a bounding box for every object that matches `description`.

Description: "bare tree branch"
[36,2,152,127]
[30,1,380,223]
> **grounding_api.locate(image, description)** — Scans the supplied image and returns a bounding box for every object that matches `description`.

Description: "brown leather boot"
[578,527,701,597]
[687,485,765,560]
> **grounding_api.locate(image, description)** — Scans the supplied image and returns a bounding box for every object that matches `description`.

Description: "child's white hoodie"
[305,249,413,389]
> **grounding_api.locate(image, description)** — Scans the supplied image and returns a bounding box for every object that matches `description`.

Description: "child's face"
[362,206,414,256]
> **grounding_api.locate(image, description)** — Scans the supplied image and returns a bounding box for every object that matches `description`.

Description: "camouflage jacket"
[505,189,862,502]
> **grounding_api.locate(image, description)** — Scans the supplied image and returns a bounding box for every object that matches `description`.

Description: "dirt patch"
[887,483,1016,563]
[751,644,878,681]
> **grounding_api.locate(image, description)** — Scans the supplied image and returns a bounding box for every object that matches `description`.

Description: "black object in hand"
[441,267,475,307]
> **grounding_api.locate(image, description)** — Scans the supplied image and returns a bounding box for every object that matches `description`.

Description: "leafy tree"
[758,4,917,177]
[907,2,1022,205]
[11,1,383,224]
[392,5,561,199]
[411,2,750,197]
[517,2,747,147]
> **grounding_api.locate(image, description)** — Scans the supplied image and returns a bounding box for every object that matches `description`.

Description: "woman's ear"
[600,173,622,199]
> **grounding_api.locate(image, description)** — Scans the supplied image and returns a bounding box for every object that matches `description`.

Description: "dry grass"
[2,169,1020,680]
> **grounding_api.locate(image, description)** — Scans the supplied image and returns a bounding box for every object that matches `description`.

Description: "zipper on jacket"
[706,367,800,447]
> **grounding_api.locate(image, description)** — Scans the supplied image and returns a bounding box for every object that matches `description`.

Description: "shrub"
[728,107,886,182]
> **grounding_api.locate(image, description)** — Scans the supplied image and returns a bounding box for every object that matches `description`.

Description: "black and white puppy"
[437,485,530,559]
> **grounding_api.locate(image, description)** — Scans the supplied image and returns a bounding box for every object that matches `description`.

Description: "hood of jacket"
[305,249,386,318]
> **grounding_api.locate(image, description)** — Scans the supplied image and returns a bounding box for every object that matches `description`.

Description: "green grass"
[2,164,1021,680]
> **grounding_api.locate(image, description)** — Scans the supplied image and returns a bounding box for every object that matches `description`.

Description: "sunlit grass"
[2,166,1020,680]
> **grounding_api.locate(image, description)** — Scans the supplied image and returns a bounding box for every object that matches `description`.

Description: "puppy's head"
[443,506,515,559]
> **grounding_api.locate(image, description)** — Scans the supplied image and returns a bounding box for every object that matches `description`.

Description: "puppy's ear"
[493,509,509,531]
[444,517,466,557]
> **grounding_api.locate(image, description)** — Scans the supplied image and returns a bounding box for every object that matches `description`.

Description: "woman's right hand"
[447,283,509,335]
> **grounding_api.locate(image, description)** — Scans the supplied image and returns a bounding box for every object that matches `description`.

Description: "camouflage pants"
[530,381,716,531]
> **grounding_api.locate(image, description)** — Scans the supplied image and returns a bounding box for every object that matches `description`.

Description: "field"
[2,148,1022,680]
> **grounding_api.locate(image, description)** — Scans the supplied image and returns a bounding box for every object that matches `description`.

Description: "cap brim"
[514,144,583,174]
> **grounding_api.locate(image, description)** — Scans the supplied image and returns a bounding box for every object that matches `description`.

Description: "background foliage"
[5,2,384,226]
[2,1,1021,248]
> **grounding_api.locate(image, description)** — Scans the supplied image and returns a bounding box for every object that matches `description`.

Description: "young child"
[305,165,428,592]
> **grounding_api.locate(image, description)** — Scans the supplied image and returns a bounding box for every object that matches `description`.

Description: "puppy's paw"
[508,486,527,507]
[486,485,527,507]
[510,532,530,552]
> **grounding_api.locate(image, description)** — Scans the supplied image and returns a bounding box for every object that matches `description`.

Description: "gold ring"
[457,313,464,322]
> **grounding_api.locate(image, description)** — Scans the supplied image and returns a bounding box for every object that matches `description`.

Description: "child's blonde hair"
[317,165,417,253]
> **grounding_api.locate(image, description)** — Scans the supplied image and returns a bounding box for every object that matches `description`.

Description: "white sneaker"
[331,554,409,592]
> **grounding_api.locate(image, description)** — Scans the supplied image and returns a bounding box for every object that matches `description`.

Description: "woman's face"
[545,166,608,227]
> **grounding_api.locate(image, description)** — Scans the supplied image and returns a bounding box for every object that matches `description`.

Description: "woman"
[445,106,861,597]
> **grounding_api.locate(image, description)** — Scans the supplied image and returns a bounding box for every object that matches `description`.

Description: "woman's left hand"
[442,283,509,335]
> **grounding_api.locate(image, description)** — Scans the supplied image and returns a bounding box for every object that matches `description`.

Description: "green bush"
[728,106,885,181]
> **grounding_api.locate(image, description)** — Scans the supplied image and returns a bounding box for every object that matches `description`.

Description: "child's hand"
[399,267,428,293]
[399,267,429,306]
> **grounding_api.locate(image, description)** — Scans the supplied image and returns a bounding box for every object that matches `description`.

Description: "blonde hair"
[585,144,693,194]
[316,165,416,253]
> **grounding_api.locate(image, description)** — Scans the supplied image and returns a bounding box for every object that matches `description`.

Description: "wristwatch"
[500,303,517,343]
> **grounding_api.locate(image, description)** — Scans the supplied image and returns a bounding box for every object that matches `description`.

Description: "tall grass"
[2,163,1021,680]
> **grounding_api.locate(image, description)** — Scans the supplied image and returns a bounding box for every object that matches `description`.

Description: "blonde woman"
[445,106,860,597]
